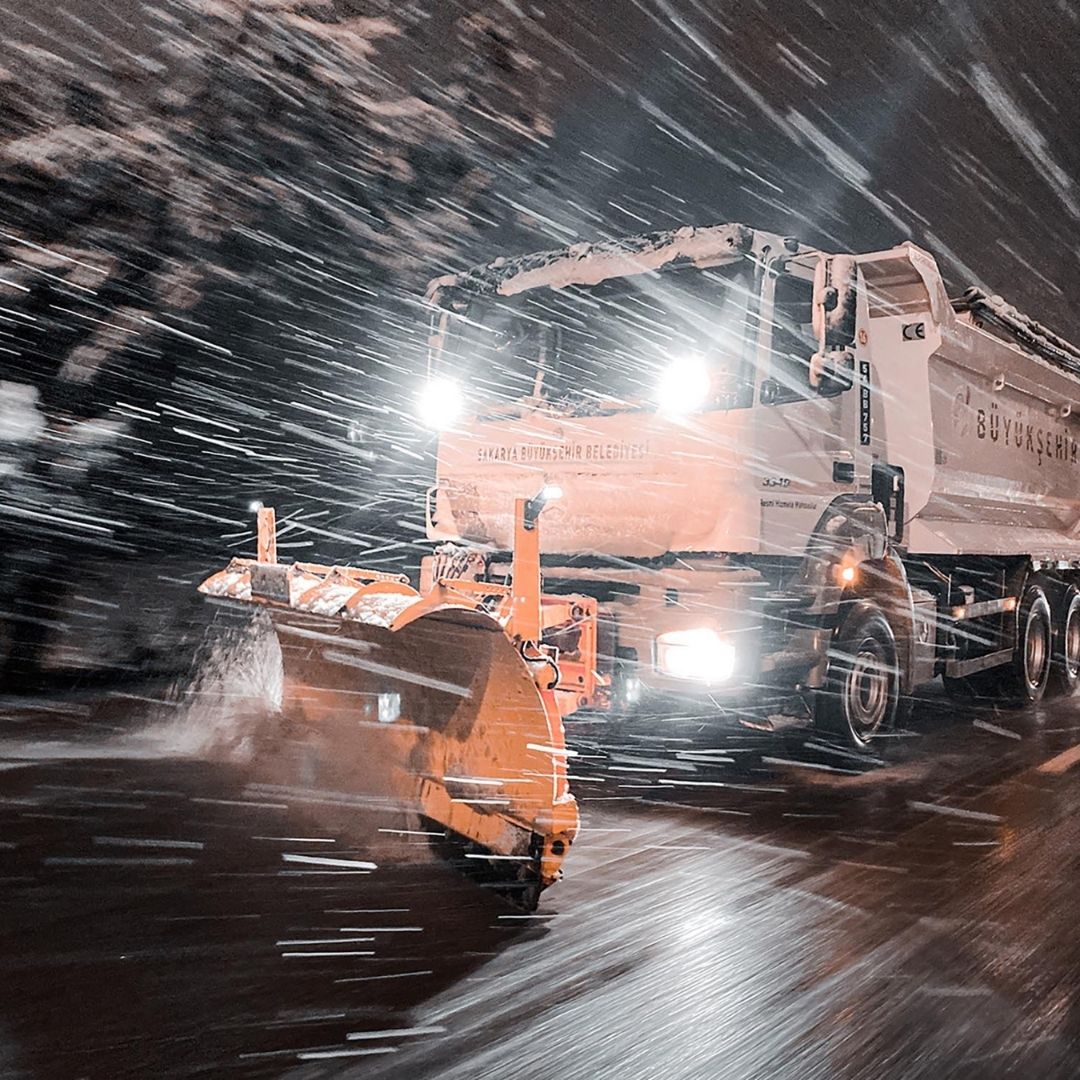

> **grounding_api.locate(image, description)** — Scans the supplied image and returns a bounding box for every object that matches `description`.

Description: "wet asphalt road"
[3,684,1080,1079]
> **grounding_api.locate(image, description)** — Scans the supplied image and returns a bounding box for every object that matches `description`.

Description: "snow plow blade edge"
[199,539,579,904]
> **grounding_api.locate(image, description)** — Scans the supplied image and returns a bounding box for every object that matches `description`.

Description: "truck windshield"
[438,262,756,413]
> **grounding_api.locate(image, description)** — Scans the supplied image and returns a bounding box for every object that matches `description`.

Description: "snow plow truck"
[201,222,1080,902]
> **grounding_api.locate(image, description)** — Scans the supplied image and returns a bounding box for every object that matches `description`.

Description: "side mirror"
[812,256,858,350]
[810,350,854,397]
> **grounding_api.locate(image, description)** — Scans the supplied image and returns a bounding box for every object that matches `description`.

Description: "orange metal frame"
[254,499,606,717]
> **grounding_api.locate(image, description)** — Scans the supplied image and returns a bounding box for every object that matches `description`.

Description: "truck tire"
[816,603,900,749]
[1048,584,1080,697]
[998,581,1052,705]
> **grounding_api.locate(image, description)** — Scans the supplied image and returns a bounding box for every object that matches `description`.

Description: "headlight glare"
[655,628,736,683]
[656,354,711,414]
[417,377,463,430]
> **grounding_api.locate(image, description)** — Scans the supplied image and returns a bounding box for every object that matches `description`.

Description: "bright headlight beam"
[655,628,736,683]
[417,377,463,431]
[656,354,711,415]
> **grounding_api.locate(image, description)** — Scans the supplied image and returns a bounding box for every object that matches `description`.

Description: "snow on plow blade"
[198,517,579,905]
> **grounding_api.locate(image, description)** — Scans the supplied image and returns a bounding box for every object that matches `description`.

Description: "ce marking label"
[902,322,926,341]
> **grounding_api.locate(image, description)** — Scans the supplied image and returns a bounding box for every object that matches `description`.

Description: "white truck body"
[420,224,1080,743]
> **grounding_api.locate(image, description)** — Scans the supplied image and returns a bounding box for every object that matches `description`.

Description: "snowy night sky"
[1,0,1079,567]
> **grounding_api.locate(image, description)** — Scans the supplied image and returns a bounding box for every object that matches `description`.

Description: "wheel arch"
[801,496,916,693]
[838,555,917,694]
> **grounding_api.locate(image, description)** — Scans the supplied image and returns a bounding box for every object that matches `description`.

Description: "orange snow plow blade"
[198,505,582,904]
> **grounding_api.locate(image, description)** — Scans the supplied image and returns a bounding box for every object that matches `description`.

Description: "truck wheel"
[999,582,1052,705]
[817,603,900,749]
[1048,584,1080,697]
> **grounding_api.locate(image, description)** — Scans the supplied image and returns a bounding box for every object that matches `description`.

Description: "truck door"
[755,255,861,557]
[856,249,945,541]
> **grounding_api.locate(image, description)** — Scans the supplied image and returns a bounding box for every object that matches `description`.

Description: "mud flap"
[268,605,579,901]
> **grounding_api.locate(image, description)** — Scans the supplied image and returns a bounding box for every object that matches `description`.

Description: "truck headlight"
[655,628,736,683]
[417,377,463,430]
[656,354,710,414]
